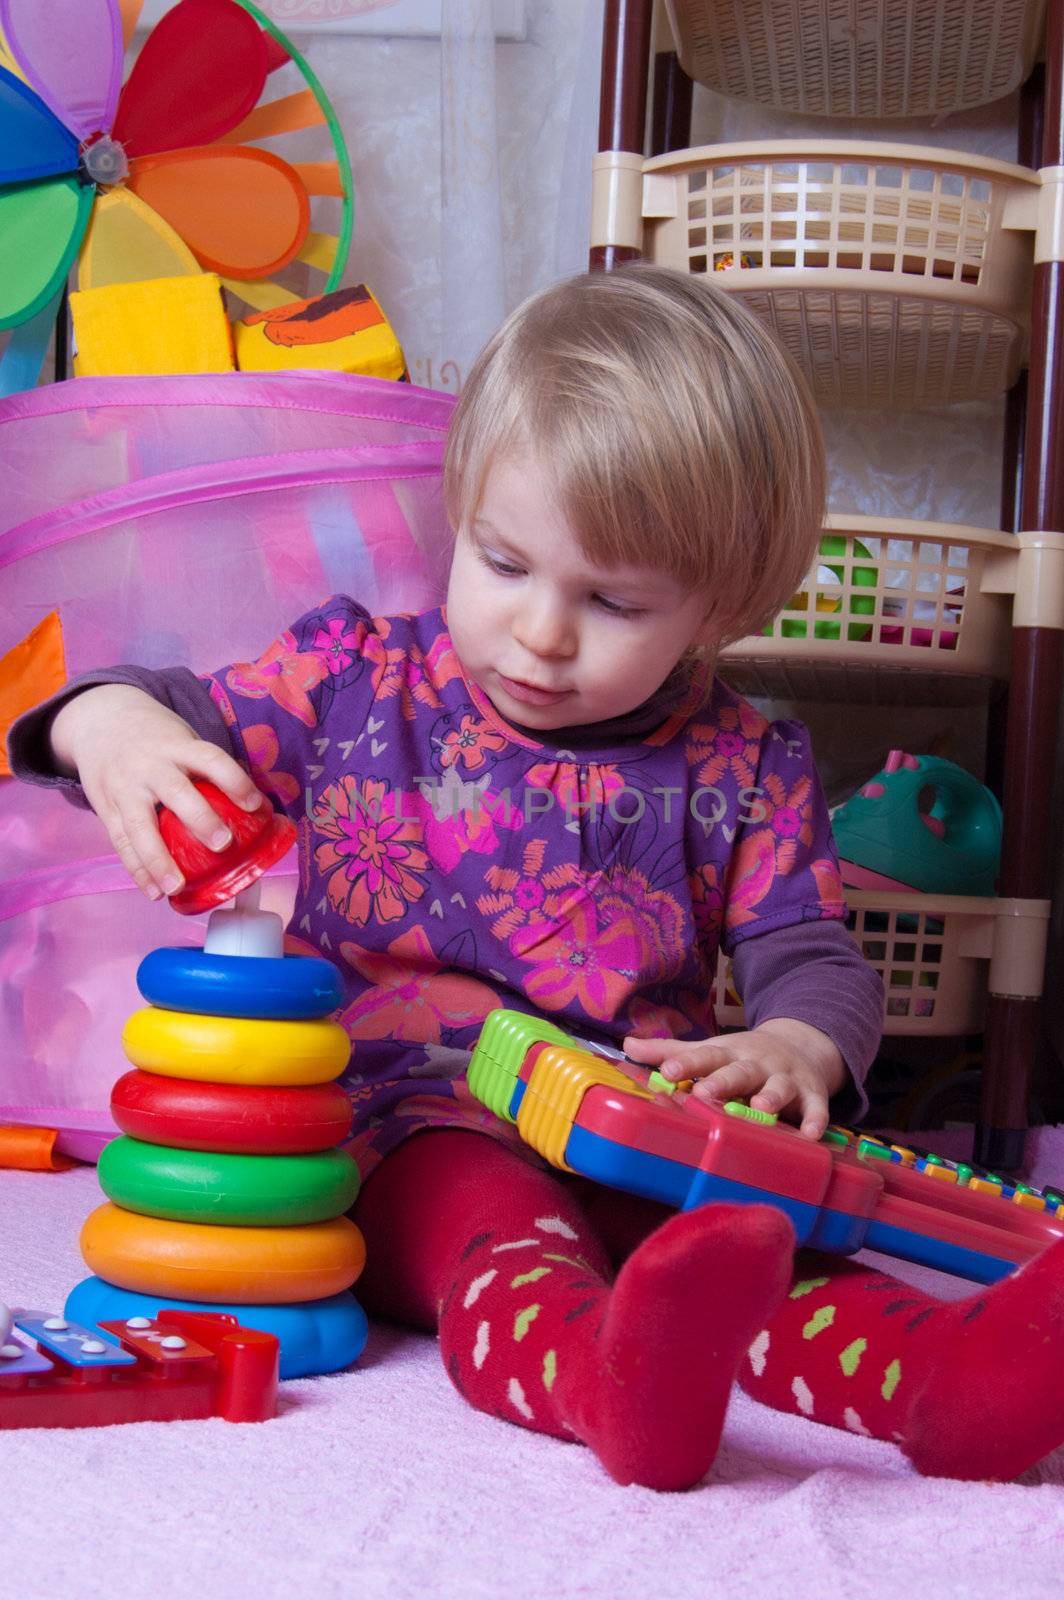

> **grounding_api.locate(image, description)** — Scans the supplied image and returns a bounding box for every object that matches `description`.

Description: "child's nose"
[514,593,577,659]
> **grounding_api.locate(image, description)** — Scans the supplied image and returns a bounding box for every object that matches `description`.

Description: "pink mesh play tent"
[0,371,454,1154]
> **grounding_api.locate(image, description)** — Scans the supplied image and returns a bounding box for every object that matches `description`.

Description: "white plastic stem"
[204,880,283,959]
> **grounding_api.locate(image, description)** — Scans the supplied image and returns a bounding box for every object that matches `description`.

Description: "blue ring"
[66,1277,368,1379]
[137,947,343,1020]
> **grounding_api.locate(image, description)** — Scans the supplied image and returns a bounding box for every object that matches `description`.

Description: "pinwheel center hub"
[79,135,129,189]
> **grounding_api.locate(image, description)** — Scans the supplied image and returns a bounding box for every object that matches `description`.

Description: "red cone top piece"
[159,780,296,916]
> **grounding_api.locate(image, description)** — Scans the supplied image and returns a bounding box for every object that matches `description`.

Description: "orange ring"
[80,1203,365,1304]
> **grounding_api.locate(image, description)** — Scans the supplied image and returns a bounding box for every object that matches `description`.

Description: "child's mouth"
[495,673,570,707]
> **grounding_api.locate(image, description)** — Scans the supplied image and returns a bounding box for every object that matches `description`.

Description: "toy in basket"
[832,750,1002,896]
[0,1302,278,1430]
[67,783,368,1381]
[467,1010,1064,1285]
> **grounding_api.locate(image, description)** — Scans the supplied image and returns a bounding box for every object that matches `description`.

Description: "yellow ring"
[122,1007,350,1086]
[80,1203,365,1303]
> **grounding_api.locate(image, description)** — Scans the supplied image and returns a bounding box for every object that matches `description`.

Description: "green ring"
[233,0,355,291]
[99,1136,360,1226]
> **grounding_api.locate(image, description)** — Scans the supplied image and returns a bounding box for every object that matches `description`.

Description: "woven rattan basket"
[664,0,1046,119]
[715,893,1050,1037]
[721,514,1017,705]
[636,141,1039,406]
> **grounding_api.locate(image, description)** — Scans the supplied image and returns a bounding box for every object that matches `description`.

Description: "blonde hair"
[444,264,826,648]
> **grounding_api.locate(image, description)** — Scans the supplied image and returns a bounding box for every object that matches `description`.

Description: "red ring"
[111,1070,352,1154]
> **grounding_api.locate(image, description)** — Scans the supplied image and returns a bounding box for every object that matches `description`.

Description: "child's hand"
[623,1019,847,1140]
[49,684,266,902]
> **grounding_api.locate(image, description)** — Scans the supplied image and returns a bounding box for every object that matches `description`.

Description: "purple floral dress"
[204,597,847,1180]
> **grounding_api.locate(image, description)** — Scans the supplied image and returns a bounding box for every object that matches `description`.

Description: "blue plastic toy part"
[136,947,343,1020]
[64,1278,368,1380]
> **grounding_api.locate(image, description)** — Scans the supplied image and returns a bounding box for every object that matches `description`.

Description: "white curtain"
[294,0,603,392]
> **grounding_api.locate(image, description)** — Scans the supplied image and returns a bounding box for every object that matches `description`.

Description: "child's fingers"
[623,1035,732,1078]
[153,771,238,854]
[95,793,183,900]
[183,743,265,812]
[748,1070,801,1116]
[688,1059,767,1105]
[796,1086,830,1141]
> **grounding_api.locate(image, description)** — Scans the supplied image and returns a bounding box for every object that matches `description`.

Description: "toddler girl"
[13,267,1064,1491]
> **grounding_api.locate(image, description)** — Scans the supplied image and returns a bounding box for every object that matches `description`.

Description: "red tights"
[355,1129,1064,1490]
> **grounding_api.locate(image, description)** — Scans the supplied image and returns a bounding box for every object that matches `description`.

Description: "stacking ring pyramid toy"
[66,783,369,1379]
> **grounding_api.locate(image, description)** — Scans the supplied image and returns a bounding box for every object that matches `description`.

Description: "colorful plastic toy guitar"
[467,1010,1064,1285]
[0,1305,278,1429]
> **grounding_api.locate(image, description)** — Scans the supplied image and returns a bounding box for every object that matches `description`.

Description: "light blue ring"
[65,1277,368,1379]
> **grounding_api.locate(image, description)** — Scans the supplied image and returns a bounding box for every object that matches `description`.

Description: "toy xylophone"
[0,1305,279,1429]
[467,1010,1064,1284]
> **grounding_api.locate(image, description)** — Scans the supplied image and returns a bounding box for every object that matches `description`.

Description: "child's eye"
[593,595,645,618]
[477,548,525,578]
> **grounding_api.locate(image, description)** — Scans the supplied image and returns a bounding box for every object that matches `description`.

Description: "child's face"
[446,453,713,731]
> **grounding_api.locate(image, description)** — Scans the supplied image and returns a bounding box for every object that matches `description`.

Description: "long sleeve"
[7,665,236,809]
[731,918,883,1123]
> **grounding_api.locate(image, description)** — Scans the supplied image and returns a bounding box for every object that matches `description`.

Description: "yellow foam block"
[71,273,235,377]
[234,284,407,379]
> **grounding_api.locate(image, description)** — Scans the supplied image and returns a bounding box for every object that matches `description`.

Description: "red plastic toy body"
[466,1010,1064,1284]
[0,1308,279,1429]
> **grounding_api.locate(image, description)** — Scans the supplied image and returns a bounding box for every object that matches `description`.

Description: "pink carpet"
[6,1130,1064,1599]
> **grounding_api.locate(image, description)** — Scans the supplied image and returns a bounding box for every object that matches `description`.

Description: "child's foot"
[555,1203,795,1490]
[904,1235,1064,1480]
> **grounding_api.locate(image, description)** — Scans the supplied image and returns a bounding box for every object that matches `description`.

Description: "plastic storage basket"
[636,141,1039,406]
[721,514,1018,705]
[715,892,1050,1037]
[664,0,1047,119]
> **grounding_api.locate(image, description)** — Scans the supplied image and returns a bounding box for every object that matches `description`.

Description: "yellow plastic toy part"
[121,1007,350,1087]
[517,1046,652,1172]
[233,284,407,379]
[78,188,202,292]
[80,1203,365,1304]
[70,274,235,378]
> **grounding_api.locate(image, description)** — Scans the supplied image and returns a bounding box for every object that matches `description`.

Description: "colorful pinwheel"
[0,0,353,392]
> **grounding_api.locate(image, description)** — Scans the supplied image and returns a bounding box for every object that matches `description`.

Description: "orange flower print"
[313,775,428,926]
[226,630,328,728]
[514,896,646,1020]
[242,724,301,807]
[525,761,626,819]
[685,702,765,791]
[477,837,586,941]
[761,771,815,872]
[434,711,509,773]
[338,924,499,1042]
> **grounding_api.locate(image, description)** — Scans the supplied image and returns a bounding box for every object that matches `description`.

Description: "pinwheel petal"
[78,185,201,289]
[0,62,78,182]
[0,174,92,328]
[127,145,309,280]
[113,0,267,158]
[0,0,124,141]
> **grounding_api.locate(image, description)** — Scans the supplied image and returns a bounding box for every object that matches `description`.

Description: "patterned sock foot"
[739,1238,1064,1481]
[553,1203,796,1490]
[439,1200,795,1491]
[904,1236,1064,1480]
